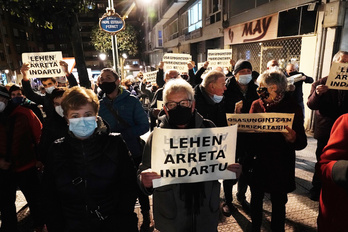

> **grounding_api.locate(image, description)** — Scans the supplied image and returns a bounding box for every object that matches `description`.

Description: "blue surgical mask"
[212,94,223,103]
[45,86,55,94]
[69,116,97,139]
[238,74,252,85]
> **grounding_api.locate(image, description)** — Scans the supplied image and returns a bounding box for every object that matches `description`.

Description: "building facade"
[143,0,348,130]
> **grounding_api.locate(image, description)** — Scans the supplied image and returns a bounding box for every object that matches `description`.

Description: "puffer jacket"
[138,111,221,232]
[42,118,138,232]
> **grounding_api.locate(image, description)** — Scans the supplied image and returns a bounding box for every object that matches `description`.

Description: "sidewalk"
[8,136,319,232]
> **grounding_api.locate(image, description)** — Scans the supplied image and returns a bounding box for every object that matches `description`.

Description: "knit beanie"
[233,60,252,75]
[0,85,10,99]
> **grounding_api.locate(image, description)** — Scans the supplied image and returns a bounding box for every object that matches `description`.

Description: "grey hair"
[201,70,225,88]
[257,70,288,94]
[332,51,348,62]
[163,78,194,103]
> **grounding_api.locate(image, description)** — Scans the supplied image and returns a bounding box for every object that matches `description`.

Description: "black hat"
[233,60,252,75]
[0,85,10,99]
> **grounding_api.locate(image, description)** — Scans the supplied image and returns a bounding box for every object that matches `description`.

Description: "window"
[181,12,188,34]
[188,0,202,32]
[158,30,163,47]
[208,0,220,14]
[164,20,178,42]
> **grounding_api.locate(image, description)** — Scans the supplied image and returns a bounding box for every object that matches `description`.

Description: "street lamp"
[99,53,107,61]
[122,53,128,59]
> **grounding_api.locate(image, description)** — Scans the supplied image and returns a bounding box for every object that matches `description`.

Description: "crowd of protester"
[0,51,348,232]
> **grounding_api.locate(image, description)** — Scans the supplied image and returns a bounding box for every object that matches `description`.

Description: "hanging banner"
[22,51,64,78]
[226,113,294,132]
[326,62,348,90]
[163,53,192,73]
[151,125,238,188]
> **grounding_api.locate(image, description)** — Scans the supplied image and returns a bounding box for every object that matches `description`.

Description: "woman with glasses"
[138,78,242,232]
[247,71,307,232]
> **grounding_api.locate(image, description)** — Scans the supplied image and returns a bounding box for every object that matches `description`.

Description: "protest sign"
[22,51,64,78]
[207,49,232,69]
[226,113,294,133]
[143,71,158,84]
[151,125,238,188]
[163,53,192,73]
[156,100,164,109]
[326,62,348,90]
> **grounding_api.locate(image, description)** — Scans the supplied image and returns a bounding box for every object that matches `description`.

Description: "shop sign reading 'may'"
[224,13,278,45]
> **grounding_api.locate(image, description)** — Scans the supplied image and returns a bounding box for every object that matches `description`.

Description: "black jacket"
[224,76,259,113]
[194,85,227,127]
[42,118,138,232]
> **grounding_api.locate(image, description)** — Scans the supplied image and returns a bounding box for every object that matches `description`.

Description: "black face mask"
[168,105,193,126]
[181,74,189,80]
[257,87,270,100]
[99,82,117,94]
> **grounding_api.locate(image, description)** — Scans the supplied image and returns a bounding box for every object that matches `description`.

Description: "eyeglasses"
[165,99,192,110]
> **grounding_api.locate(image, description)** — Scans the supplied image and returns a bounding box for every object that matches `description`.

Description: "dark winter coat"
[247,93,307,193]
[194,85,227,127]
[224,76,259,113]
[307,76,348,140]
[42,118,138,232]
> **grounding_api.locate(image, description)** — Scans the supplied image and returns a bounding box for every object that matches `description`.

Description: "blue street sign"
[100,15,125,34]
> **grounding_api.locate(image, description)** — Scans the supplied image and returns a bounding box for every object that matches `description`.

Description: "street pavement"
[4,134,319,232]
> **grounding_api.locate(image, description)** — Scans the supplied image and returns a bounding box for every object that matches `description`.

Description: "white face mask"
[212,95,223,103]
[45,86,55,94]
[0,102,6,112]
[238,74,252,85]
[270,66,280,71]
[55,105,64,117]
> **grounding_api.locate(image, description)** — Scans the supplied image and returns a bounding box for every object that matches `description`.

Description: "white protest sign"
[151,125,238,188]
[226,113,294,133]
[156,100,164,109]
[207,49,232,69]
[143,71,158,84]
[326,62,348,90]
[163,53,192,73]
[22,51,64,78]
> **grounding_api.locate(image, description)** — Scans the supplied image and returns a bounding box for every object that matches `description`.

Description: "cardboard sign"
[156,100,164,110]
[143,71,158,84]
[22,51,64,78]
[163,53,192,73]
[226,113,294,132]
[326,62,348,90]
[151,125,238,188]
[207,49,232,69]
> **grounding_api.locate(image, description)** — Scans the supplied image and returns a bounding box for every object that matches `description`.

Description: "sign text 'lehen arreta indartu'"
[151,125,238,188]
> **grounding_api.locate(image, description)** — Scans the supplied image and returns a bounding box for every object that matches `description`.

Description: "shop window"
[188,0,202,32]
[278,5,316,37]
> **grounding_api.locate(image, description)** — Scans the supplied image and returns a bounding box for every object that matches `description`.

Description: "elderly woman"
[42,86,138,232]
[247,71,307,232]
[139,78,241,232]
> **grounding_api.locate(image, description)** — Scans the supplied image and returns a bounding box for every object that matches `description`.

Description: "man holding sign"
[307,50,348,201]
[139,78,241,232]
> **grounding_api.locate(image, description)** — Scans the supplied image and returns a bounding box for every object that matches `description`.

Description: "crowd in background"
[0,51,348,232]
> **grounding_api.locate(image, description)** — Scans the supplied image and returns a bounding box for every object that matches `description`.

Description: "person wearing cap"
[8,84,44,123]
[0,85,44,232]
[222,59,259,216]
